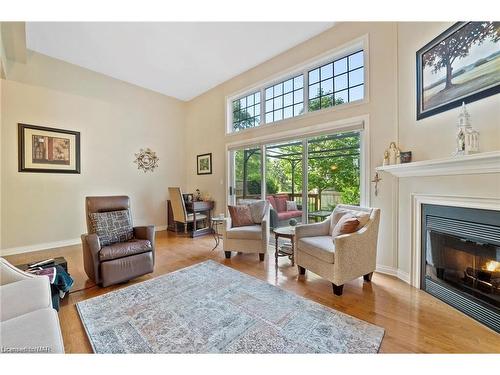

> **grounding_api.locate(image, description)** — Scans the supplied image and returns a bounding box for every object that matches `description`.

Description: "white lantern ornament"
[454,102,479,156]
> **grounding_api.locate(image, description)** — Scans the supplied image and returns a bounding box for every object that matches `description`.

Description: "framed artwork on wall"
[416,21,500,120]
[18,123,81,173]
[197,153,212,175]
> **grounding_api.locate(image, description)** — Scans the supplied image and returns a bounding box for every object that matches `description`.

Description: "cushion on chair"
[0,277,52,322]
[228,205,254,227]
[329,208,370,235]
[277,210,302,221]
[298,236,335,263]
[0,308,64,353]
[286,201,298,211]
[226,225,263,240]
[274,196,288,213]
[99,239,152,261]
[266,196,277,211]
[88,209,134,246]
[248,200,268,224]
[331,216,360,238]
[186,213,208,222]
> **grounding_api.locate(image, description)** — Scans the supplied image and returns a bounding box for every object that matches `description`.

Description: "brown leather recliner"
[81,196,155,287]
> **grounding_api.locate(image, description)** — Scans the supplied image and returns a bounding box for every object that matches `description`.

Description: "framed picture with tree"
[416,22,499,120]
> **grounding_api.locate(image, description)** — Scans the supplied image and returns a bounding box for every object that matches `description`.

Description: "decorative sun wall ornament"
[134,148,159,173]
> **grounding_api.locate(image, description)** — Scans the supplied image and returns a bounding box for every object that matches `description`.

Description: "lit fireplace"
[422,204,500,333]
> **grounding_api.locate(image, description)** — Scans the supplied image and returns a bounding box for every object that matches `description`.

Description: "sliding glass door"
[229,129,362,228]
[265,140,304,226]
[231,146,262,205]
[307,132,360,222]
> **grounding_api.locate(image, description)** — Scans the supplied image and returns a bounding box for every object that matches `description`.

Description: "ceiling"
[26,22,334,101]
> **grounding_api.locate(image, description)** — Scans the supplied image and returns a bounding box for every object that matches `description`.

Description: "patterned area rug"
[77,261,384,353]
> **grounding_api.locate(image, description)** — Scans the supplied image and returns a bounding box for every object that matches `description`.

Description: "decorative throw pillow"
[228,205,254,227]
[329,208,370,235]
[331,215,360,238]
[274,196,288,212]
[88,210,134,246]
[286,200,298,211]
[248,200,268,224]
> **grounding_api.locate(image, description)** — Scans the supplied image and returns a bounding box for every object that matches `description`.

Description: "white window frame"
[226,35,369,135]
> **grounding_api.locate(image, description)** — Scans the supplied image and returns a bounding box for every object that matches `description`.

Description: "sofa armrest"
[0,258,36,286]
[333,211,380,283]
[81,233,101,283]
[134,225,155,263]
[134,225,155,246]
[295,218,331,240]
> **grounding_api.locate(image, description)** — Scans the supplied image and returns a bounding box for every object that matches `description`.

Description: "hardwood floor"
[5,230,499,353]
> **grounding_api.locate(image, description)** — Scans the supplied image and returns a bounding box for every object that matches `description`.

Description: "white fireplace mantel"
[376,151,500,177]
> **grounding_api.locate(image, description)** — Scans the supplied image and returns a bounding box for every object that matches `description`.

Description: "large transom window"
[232,91,261,131]
[308,50,364,111]
[265,75,304,123]
[229,47,365,133]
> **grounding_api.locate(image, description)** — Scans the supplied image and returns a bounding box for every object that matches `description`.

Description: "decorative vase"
[289,219,297,227]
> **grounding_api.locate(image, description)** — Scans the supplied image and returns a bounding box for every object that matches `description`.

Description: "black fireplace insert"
[421,204,500,333]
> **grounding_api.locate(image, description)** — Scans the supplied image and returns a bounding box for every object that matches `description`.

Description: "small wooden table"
[273,226,296,266]
[167,200,215,237]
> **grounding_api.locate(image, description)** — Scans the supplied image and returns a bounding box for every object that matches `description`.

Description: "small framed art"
[18,123,81,174]
[197,153,212,175]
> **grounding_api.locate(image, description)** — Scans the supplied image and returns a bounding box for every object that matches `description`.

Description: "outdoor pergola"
[240,132,360,199]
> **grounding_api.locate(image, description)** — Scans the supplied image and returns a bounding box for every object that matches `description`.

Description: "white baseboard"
[397,269,410,284]
[376,264,410,285]
[1,225,168,257]
[376,264,398,277]
[1,238,81,257]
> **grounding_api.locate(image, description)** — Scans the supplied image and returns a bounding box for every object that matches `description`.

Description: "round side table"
[273,226,296,266]
[210,217,226,251]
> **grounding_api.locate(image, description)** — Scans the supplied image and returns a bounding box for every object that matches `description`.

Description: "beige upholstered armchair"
[223,201,270,261]
[295,204,380,296]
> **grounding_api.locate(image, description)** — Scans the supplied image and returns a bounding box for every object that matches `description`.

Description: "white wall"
[1,52,186,253]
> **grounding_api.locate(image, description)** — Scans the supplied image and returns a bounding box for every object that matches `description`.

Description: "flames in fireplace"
[484,260,500,272]
[464,259,500,295]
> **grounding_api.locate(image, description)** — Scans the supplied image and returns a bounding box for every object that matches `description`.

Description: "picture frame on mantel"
[197,153,212,175]
[416,21,500,120]
[18,123,81,174]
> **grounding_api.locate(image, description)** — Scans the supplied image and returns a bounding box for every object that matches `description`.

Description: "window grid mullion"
[303,68,309,114]
[260,87,265,125]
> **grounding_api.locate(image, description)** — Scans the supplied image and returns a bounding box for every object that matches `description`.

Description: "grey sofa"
[0,258,64,353]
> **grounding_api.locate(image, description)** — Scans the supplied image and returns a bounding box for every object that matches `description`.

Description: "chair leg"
[298,266,306,275]
[259,253,265,261]
[224,251,232,259]
[363,272,373,282]
[332,283,344,296]
[184,223,188,234]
